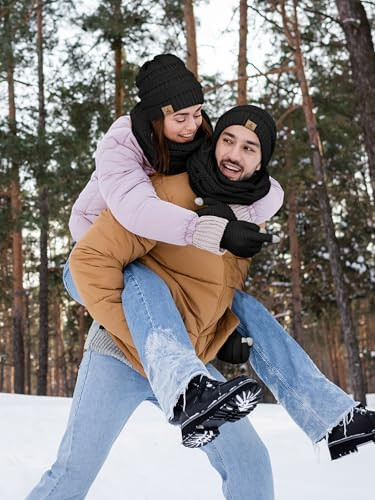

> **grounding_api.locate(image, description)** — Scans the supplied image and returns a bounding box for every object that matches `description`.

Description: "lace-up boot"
[170,375,263,448]
[328,405,375,460]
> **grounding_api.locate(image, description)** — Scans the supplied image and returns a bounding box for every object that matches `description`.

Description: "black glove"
[195,197,237,221]
[220,220,273,258]
[217,329,253,364]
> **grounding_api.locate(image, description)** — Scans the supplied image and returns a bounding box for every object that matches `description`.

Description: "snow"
[1,393,374,500]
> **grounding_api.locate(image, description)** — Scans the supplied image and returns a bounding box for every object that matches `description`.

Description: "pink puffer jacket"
[69,115,284,243]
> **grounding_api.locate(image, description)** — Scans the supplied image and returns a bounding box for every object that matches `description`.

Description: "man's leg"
[26,349,153,499]
[200,364,274,500]
[144,361,274,500]
[232,289,356,442]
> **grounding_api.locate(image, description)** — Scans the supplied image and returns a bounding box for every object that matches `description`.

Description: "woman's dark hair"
[151,115,212,174]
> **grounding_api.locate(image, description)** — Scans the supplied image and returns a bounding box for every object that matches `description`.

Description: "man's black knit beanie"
[212,105,277,168]
[135,54,204,121]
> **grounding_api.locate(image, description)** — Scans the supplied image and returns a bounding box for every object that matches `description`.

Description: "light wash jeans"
[63,259,356,442]
[27,347,274,500]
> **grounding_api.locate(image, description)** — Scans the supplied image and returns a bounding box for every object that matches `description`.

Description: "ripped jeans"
[64,260,356,443]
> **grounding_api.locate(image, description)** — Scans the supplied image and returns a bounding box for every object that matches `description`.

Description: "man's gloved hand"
[217,329,253,364]
[195,197,237,221]
[220,220,275,258]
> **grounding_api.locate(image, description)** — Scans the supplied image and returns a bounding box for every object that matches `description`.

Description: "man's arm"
[69,209,156,351]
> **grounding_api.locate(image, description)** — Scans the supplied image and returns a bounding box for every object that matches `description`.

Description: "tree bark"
[36,0,49,396]
[335,0,375,198]
[276,0,366,402]
[5,10,25,394]
[237,0,248,104]
[54,292,68,396]
[183,0,198,78]
[286,188,304,344]
[113,0,124,118]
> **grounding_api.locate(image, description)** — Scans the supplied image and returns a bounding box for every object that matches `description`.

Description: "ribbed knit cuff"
[192,215,228,255]
[229,204,252,222]
[184,214,199,245]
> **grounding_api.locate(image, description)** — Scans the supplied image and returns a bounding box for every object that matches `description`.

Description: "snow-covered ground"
[1,393,374,500]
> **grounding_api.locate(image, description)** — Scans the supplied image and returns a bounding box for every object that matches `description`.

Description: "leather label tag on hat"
[162,104,175,116]
[245,119,257,131]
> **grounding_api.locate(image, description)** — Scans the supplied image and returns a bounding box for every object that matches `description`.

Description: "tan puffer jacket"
[69,172,251,377]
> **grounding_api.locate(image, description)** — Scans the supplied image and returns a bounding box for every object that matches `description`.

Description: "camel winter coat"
[69,172,252,377]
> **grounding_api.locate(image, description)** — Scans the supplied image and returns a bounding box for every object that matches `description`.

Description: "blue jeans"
[64,260,356,442]
[26,346,274,500]
[64,260,212,419]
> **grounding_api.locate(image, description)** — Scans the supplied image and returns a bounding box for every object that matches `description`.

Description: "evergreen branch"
[276,104,301,127]
[301,2,341,25]
[248,61,298,96]
[203,65,296,94]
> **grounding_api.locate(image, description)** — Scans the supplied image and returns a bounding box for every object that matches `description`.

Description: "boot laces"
[193,376,218,402]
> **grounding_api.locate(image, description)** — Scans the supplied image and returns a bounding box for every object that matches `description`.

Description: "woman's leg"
[122,261,212,420]
[63,260,83,304]
[122,261,262,432]
[64,258,209,418]
[232,289,357,442]
[26,350,153,500]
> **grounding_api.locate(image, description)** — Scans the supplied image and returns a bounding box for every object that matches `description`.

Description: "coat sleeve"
[69,209,156,352]
[95,117,198,245]
[229,176,284,224]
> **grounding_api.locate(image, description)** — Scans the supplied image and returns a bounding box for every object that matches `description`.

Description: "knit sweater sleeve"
[95,117,199,246]
[69,209,156,354]
[230,176,284,224]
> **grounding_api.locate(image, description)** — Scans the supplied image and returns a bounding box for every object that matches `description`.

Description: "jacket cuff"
[192,216,228,255]
[229,204,253,222]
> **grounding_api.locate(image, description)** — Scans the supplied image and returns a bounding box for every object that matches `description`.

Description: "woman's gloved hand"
[217,329,253,364]
[220,220,274,258]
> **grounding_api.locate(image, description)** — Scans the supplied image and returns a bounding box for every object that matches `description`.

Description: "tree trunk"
[237,0,248,105]
[113,0,123,118]
[36,0,49,395]
[6,10,25,393]
[286,188,304,344]
[335,0,375,198]
[24,291,31,394]
[183,0,198,78]
[278,0,366,402]
[54,292,68,396]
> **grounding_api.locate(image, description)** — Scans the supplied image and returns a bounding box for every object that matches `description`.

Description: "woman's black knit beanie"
[135,54,204,120]
[212,105,277,168]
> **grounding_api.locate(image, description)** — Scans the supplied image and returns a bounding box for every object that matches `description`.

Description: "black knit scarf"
[130,104,212,175]
[186,140,271,204]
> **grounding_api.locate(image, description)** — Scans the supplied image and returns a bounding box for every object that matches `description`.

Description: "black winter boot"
[170,375,263,448]
[328,405,375,460]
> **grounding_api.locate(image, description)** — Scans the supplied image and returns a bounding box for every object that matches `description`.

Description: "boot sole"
[182,427,220,448]
[329,431,375,460]
[182,380,262,448]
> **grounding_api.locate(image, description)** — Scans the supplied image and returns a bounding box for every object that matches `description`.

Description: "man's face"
[215,125,262,181]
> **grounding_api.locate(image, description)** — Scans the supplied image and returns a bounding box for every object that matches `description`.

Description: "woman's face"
[163,104,203,143]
